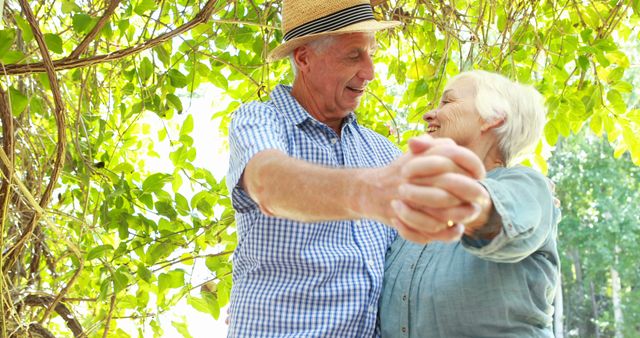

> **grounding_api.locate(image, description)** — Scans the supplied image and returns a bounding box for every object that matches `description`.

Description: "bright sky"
[159,87,230,337]
[119,85,230,337]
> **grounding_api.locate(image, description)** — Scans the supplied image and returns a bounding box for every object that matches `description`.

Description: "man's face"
[302,33,377,121]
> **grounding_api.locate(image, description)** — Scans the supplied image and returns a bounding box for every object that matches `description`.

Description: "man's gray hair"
[289,35,337,77]
[446,70,547,166]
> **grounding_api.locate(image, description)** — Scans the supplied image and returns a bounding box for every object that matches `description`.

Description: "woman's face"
[422,76,486,148]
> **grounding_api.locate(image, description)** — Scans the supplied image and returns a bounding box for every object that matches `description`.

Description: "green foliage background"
[1,0,639,336]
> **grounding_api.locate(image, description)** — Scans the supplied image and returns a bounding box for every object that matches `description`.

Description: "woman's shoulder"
[489,165,552,189]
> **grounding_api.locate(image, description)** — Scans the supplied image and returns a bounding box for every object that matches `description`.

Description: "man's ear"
[293,46,312,72]
[480,115,505,132]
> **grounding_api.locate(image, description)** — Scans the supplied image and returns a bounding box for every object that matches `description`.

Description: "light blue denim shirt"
[380,166,561,338]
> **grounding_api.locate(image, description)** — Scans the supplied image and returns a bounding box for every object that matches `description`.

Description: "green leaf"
[139,57,154,81]
[112,162,135,173]
[137,264,152,283]
[15,17,34,43]
[154,45,171,67]
[589,114,603,136]
[187,293,220,319]
[1,51,25,64]
[167,94,183,114]
[113,267,130,293]
[180,114,194,135]
[172,320,194,338]
[158,269,185,292]
[8,87,29,117]
[209,71,229,90]
[555,116,571,138]
[142,173,172,193]
[168,69,189,88]
[580,28,593,43]
[606,89,626,114]
[87,244,114,260]
[190,191,218,216]
[72,14,94,34]
[612,81,633,93]
[175,193,190,215]
[135,0,158,15]
[61,0,80,13]
[414,79,428,97]
[0,29,16,56]
[577,55,590,71]
[44,33,64,54]
[606,67,625,84]
[155,200,177,220]
[544,122,559,145]
[146,242,170,265]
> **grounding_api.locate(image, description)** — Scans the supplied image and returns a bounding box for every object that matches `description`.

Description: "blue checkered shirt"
[226,85,400,337]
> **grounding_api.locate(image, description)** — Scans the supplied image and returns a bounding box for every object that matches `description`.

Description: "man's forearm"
[243,149,387,222]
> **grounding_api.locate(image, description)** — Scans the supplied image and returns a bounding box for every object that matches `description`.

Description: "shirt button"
[368,305,376,313]
[409,264,415,270]
[401,327,407,333]
[367,260,375,268]
[354,220,362,226]
[402,294,407,301]
[330,138,338,144]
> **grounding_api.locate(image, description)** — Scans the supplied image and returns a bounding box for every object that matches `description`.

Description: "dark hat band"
[283,4,375,41]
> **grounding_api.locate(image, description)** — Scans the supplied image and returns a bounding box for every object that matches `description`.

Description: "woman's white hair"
[446,70,546,166]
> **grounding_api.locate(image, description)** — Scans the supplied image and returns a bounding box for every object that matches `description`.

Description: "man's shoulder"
[235,99,278,115]
[230,100,281,127]
[232,85,293,121]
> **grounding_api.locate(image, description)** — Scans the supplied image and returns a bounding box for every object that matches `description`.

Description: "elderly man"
[226,0,486,336]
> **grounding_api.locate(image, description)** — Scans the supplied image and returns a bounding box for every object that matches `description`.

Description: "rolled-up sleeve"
[461,167,558,263]
[226,102,287,197]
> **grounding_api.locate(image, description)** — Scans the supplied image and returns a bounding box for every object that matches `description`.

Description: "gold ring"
[447,220,455,227]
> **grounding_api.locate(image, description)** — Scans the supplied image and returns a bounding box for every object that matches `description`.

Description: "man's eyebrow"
[442,89,454,98]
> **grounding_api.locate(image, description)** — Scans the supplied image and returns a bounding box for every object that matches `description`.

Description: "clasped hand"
[377,136,489,244]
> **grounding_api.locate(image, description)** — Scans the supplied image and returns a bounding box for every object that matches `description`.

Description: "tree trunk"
[611,265,624,338]
[590,281,601,338]
[571,249,588,337]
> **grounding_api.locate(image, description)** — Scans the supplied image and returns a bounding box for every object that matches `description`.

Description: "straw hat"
[267,0,401,62]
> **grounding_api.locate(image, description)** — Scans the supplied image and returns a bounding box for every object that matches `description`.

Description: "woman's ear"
[481,115,505,132]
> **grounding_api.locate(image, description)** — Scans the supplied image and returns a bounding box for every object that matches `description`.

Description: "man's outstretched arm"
[242,141,486,242]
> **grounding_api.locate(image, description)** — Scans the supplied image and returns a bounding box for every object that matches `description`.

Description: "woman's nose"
[423,109,436,122]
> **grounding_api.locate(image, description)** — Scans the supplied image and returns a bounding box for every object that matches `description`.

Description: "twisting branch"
[68,0,122,59]
[17,294,85,337]
[39,252,85,330]
[0,87,14,234]
[0,85,13,338]
[2,0,67,273]
[2,0,221,76]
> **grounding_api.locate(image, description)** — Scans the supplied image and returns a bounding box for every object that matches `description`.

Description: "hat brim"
[267,19,401,62]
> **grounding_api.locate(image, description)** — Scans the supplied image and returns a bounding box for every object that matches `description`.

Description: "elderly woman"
[380,70,561,337]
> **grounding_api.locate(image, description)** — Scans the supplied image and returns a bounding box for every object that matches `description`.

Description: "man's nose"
[358,54,375,81]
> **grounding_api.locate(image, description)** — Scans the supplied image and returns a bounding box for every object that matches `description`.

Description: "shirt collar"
[271,84,358,128]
